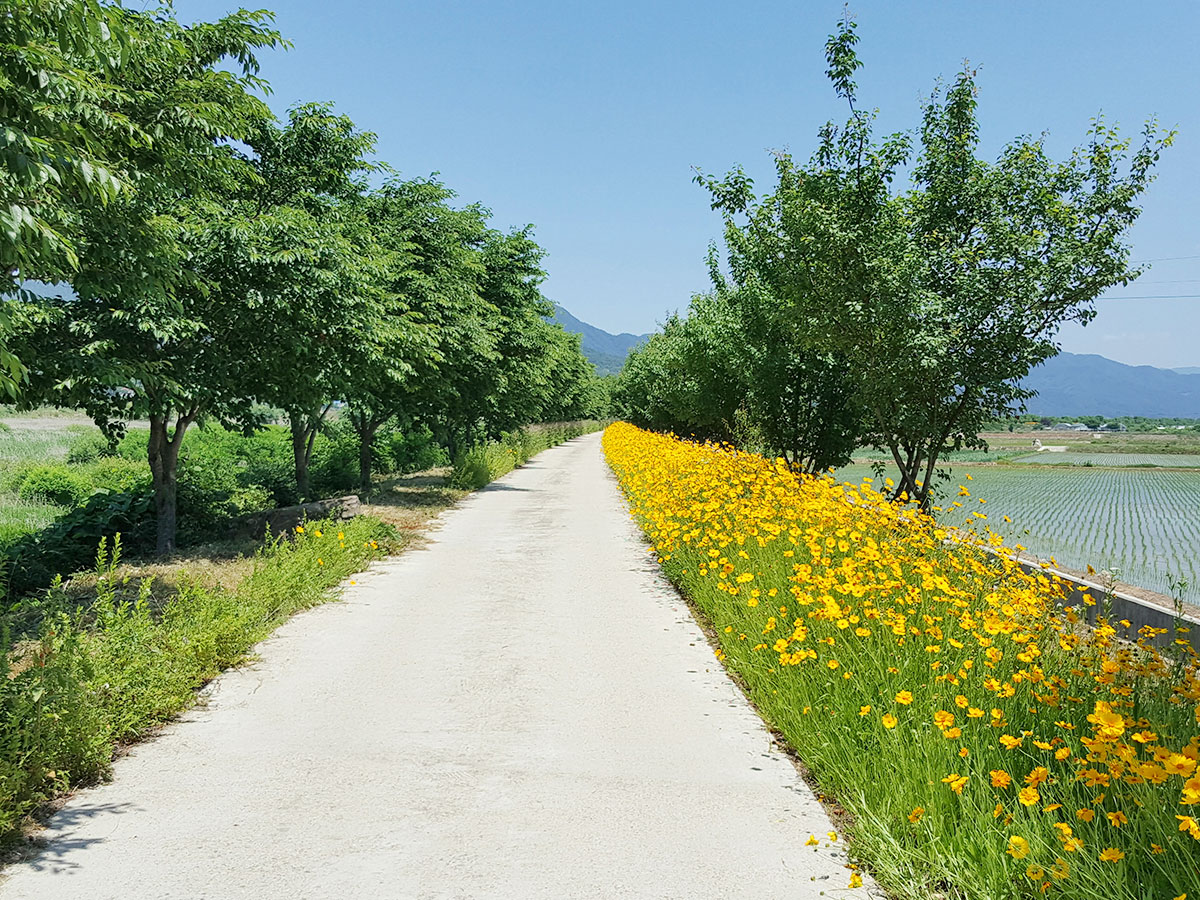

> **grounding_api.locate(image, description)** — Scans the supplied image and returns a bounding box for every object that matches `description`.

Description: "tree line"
[2,1,605,554]
[614,17,1172,509]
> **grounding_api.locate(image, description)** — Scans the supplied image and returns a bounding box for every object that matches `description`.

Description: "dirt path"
[1,433,862,899]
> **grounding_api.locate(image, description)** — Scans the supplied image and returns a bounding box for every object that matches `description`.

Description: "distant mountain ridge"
[551,305,648,375]
[552,306,1200,417]
[1023,352,1200,418]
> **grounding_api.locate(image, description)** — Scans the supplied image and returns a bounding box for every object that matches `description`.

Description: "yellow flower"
[1017,787,1040,807]
[895,690,914,705]
[1050,858,1069,881]
[882,714,898,729]
[859,705,871,716]
[908,807,925,824]
[1098,847,1124,863]
[941,773,968,794]
[1006,836,1030,859]
[1025,864,1044,880]
[805,834,819,846]
[1105,811,1127,828]
[848,872,863,889]
[990,770,1012,788]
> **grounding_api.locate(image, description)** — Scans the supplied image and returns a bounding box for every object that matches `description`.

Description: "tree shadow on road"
[2,801,139,873]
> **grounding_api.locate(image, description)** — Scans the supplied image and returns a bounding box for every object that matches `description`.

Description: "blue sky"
[179,0,1200,367]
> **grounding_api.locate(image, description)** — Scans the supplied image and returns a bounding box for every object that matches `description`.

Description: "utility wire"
[1098,294,1200,301]
[1130,254,1200,263]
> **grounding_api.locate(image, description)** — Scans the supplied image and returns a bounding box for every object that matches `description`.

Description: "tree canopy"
[5,2,601,553]
[621,17,1171,506]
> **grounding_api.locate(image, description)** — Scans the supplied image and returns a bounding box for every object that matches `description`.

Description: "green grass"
[0,516,394,844]
[449,420,604,489]
[0,422,95,463]
[837,462,1200,606]
[0,496,67,546]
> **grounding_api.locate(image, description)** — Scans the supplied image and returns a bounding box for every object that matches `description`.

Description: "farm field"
[836,461,1200,607]
[1012,451,1200,467]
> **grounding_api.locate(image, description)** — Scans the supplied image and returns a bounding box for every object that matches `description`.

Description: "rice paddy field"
[835,460,1200,608]
[1012,452,1200,468]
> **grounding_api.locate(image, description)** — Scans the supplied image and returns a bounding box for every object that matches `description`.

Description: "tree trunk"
[290,419,312,500]
[148,408,196,556]
[356,417,381,493]
[288,404,332,501]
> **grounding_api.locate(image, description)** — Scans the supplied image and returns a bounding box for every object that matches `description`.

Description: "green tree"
[12,6,284,553]
[615,297,746,444]
[229,103,410,499]
[347,177,491,488]
[702,18,1171,508]
[0,0,138,395]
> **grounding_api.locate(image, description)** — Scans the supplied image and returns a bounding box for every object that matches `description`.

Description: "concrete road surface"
[1,433,867,899]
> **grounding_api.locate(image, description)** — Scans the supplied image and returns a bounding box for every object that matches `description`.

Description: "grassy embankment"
[448,420,604,489]
[605,422,1199,900]
[0,416,592,848]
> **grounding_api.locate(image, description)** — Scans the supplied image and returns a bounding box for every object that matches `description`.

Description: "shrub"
[15,465,92,507]
[377,424,449,474]
[4,490,154,598]
[65,431,115,464]
[77,457,150,494]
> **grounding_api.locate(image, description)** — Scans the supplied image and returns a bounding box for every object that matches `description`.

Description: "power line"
[1098,294,1200,301]
[1130,254,1200,263]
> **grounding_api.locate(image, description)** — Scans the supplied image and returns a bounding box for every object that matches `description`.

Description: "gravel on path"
[1,433,865,899]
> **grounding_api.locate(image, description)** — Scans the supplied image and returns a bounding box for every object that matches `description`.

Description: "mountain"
[1023,352,1200,417]
[551,305,648,375]
[549,305,1200,417]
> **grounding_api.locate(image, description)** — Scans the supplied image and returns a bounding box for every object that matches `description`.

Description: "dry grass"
[47,467,464,619]
[362,466,466,536]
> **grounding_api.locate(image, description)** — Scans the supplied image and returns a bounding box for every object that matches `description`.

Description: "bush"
[15,465,92,507]
[76,457,150,494]
[4,490,154,598]
[377,424,450,474]
[65,431,115,464]
[309,421,359,496]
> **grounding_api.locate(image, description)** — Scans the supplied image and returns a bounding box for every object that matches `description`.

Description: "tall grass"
[449,420,604,489]
[0,422,95,462]
[0,516,393,843]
